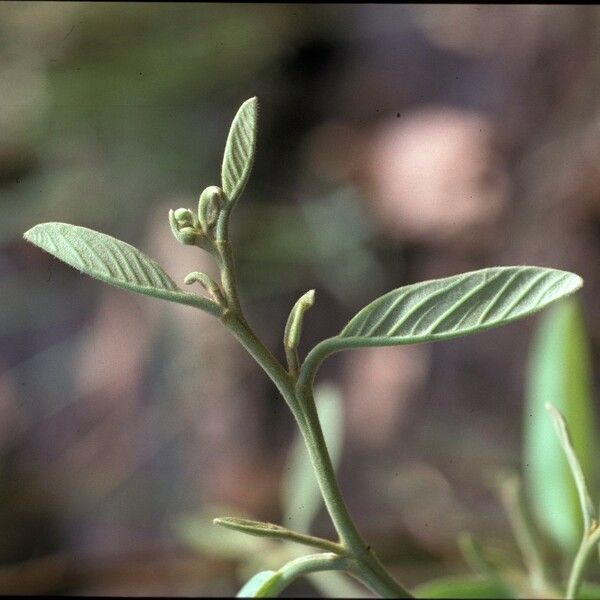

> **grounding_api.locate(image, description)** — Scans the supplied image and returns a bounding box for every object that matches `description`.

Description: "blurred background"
[2,3,600,596]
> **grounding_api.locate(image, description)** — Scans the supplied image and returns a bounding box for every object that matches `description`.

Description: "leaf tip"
[302,289,316,307]
[23,223,44,244]
[566,271,584,293]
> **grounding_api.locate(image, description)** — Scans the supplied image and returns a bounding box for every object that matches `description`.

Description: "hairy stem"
[296,384,412,598]
[216,240,242,313]
[214,226,411,597]
[222,312,411,597]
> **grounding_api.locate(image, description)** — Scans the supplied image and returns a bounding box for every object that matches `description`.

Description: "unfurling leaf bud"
[184,271,227,307]
[198,185,225,233]
[174,208,198,229]
[169,208,201,246]
[284,289,316,376]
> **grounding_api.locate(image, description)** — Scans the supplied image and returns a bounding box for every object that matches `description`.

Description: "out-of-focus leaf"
[458,532,516,598]
[23,223,219,313]
[222,97,258,206]
[413,575,517,599]
[338,267,582,347]
[524,298,598,554]
[237,570,282,598]
[578,582,600,599]
[281,382,344,533]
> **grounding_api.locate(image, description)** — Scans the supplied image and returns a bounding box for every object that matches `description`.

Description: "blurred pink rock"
[363,108,509,245]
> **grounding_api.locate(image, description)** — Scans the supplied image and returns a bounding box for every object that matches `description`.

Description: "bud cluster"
[169,185,226,247]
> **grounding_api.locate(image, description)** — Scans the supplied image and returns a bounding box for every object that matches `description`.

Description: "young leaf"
[213,516,344,554]
[237,570,282,598]
[281,382,344,533]
[545,403,595,533]
[284,289,315,351]
[284,289,315,374]
[524,298,598,554]
[339,267,582,346]
[222,97,258,206]
[23,222,221,315]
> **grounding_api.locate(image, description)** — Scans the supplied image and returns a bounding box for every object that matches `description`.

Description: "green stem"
[216,239,243,313]
[222,315,410,596]
[213,225,410,597]
[567,525,600,600]
[295,384,411,598]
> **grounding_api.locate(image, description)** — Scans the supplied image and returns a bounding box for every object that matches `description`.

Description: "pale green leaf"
[578,583,600,599]
[222,97,258,205]
[281,382,344,532]
[413,575,517,599]
[24,222,220,314]
[237,570,282,598]
[524,298,598,555]
[340,267,582,346]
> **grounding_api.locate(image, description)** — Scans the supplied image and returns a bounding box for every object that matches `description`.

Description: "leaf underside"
[23,222,211,309]
[340,267,582,345]
[222,96,258,205]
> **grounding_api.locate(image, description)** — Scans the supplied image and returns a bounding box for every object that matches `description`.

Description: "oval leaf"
[524,298,598,554]
[222,97,258,205]
[340,267,582,345]
[24,222,220,314]
[237,570,283,598]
